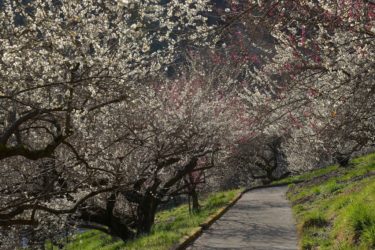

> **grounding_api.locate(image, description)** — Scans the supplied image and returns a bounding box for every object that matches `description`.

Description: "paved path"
[187,186,298,250]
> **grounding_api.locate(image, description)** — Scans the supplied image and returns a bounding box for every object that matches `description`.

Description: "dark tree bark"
[190,187,200,213]
[335,153,351,167]
[136,193,158,235]
[78,197,135,241]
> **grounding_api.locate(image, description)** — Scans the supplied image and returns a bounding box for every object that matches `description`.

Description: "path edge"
[170,181,302,250]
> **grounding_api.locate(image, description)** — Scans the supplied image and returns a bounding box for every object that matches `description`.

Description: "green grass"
[286,153,375,250]
[49,189,242,250]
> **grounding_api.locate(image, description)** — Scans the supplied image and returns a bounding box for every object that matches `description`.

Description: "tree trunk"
[136,194,158,235]
[79,200,135,241]
[106,193,135,240]
[108,219,135,241]
[335,153,351,167]
[191,187,200,213]
[265,168,275,183]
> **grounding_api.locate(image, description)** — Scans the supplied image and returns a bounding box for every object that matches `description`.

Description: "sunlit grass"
[287,153,375,250]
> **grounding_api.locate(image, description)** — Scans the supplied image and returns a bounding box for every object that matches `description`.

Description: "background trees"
[229,135,290,185]
[238,0,375,167]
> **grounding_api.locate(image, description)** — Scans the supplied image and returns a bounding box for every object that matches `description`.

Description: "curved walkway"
[187,186,298,250]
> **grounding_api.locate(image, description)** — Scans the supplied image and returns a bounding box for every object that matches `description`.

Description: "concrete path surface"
[187,186,298,250]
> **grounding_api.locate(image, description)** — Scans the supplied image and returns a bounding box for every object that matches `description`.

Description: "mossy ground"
[46,189,242,250]
[285,153,375,250]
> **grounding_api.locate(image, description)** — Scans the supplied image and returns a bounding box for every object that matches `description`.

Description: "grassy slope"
[285,153,375,250]
[50,189,242,250]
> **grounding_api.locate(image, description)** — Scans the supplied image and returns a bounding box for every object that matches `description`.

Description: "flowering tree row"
[232,0,375,168]
[0,0,235,247]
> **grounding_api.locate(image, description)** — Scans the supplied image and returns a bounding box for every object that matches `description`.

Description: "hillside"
[285,153,375,249]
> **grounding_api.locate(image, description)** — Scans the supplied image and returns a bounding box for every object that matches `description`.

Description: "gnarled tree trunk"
[136,193,158,235]
[78,193,135,241]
